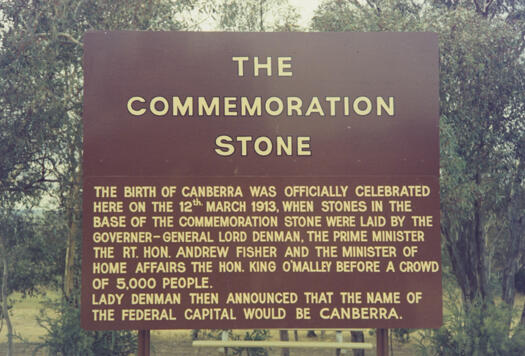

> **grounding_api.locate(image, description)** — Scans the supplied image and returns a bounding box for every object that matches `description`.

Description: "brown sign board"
[82,32,441,330]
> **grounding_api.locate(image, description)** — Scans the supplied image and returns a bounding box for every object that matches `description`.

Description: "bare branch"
[473,0,482,13]
[349,0,364,10]
[365,0,381,15]
[35,32,83,48]
[483,0,494,14]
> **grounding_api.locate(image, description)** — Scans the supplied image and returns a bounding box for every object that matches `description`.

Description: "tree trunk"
[306,330,317,337]
[520,304,525,328]
[502,174,525,318]
[279,330,289,356]
[191,329,199,340]
[473,196,489,303]
[64,172,81,301]
[351,331,365,356]
[259,0,265,31]
[501,210,522,302]
[443,193,490,355]
[279,330,290,356]
[0,236,13,356]
[63,213,78,299]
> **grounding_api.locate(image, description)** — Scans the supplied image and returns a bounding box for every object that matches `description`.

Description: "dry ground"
[1,329,417,356]
[3,291,525,356]
[0,291,416,356]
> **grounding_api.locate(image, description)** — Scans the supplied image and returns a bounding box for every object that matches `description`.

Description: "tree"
[436,6,524,306]
[0,0,209,353]
[219,0,300,31]
[312,0,525,353]
[0,201,62,356]
[0,0,72,352]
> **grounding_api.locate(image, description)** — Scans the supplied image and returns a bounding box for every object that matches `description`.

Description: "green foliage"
[0,209,62,296]
[313,0,525,353]
[197,328,225,340]
[433,4,524,305]
[0,1,214,353]
[0,0,523,354]
[312,0,423,32]
[37,296,136,356]
[416,297,525,356]
[392,328,411,344]
[219,0,300,31]
[231,329,269,356]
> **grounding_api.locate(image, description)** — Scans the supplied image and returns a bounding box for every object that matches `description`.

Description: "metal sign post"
[376,328,389,356]
[137,330,150,356]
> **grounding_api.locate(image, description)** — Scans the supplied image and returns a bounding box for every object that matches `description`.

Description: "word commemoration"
[126,56,396,157]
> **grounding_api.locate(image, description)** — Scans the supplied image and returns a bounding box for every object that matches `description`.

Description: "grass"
[1,290,524,355]
[0,290,58,343]
[511,293,525,329]
[1,292,372,346]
